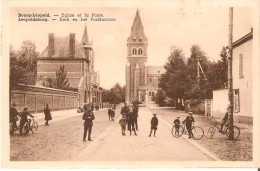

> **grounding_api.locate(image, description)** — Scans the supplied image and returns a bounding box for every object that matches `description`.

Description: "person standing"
[149,114,158,137]
[10,103,20,134]
[120,102,129,116]
[127,107,137,136]
[82,105,95,142]
[44,104,52,126]
[133,103,139,131]
[19,106,34,135]
[182,112,195,138]
[119,115,127,136]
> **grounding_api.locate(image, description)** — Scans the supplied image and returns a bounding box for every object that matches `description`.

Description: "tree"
[154,89,166,107]
[42,65,70,90]
[102,83,125,104]
[159,46,187,103]
[9,41,39,89]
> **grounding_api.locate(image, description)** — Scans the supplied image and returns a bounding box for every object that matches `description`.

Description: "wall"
[212,89,229,117]
[232,39,252,117]
[11,84,78,113]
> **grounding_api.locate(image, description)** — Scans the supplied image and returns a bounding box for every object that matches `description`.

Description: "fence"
[11,84,79,113]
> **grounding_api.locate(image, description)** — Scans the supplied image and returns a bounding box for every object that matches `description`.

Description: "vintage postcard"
[1,0,260,168]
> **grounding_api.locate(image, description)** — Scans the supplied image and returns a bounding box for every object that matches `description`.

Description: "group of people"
[9,103,52,135]
[119,102,139,136]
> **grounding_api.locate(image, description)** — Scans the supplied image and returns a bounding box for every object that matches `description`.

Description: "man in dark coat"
[149,113,158,137]
[183,112,195,138]
[82,105,95,142]
[120,102,129,116]
[19,106,34,135]
[127,107,137,136]
[10,103,20,134]
[133,103,139,131]
[44,104,52,126]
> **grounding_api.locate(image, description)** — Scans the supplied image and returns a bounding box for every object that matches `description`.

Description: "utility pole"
[228,7,234,140]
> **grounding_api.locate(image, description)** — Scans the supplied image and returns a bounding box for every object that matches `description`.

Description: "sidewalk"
[33,108,107,125]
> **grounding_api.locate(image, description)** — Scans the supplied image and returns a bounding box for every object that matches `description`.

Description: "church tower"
[126,9,148,104]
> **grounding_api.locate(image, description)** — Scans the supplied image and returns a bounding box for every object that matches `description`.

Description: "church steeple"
[81,25,90,45]
[127,9,148,42]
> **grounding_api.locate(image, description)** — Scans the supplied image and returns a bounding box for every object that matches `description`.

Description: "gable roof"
[146,66,165,75]
[39,36,85,58]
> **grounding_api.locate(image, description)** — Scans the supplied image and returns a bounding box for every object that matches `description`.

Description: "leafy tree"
[154,89,166,107]
[102,83,125,104]
[9,41,39,89]
[42,65,70,90]
[159,46,187,102]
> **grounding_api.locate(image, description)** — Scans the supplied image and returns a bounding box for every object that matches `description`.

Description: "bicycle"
[21,116,38,135]
[172,122,204,140]
[206,116,240,139]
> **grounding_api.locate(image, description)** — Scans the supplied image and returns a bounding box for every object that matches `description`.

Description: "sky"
[10,5,252,89]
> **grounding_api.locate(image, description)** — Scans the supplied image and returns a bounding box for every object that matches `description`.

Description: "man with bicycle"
[183,112,195,138]
[10,103,20,134]
[19,106,34,135]
[219,106,231,133]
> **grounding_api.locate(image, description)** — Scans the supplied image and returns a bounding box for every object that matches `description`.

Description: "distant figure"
[44,104,52,126]
[95,104,99,110]
[91,103,94,111]
[108,106,115,121]
[119,114,127,136]
[127,107,137,136]
[10,103,20,134]
[182,112,195,138]
[82,105,95,142]
[120,102,129,116]
[149,114,158,137]
[220,106,231,133]
[133,103,139,131]
[20,106,34,135]
[113,103,116,110]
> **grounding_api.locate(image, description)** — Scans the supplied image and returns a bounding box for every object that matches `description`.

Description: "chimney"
[48,33,54,57]
[69,33,75,58]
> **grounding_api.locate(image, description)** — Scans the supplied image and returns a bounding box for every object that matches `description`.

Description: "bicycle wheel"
[171,125,184,138]
[31,122,38,133]
[207,126,216,138]
[192,126,204,140]
[225,126,240,139]
[22,123,30,136]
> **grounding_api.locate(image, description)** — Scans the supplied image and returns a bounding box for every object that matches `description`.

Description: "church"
[125,10,165,104]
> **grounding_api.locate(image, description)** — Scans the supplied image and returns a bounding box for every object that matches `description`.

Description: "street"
[10,107,219,161]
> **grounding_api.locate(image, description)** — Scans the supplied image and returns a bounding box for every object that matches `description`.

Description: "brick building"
[37,26,102,107]
[125,10,165,104]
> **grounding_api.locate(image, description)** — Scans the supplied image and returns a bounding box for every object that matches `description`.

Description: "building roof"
[127,9,148,42]
[39,36,85,58]
[138,83,158,90]
[232,28,253,49]
[146,66,165,75]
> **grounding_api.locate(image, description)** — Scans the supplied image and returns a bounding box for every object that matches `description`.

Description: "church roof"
[39,37,85,58]
[138,83,158,90]
[146,66,165,75]
[127,9,148,42]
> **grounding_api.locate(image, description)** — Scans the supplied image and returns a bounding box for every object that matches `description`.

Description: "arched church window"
[132,48,137,55]
[138,48,143,55]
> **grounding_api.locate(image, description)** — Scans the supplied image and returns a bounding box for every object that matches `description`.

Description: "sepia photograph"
[1,0,260,168]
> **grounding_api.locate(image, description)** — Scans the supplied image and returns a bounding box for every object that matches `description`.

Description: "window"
[239,54,244,78]
[138,48,143,55]
[132,48,137,55]
[234,89,240,112]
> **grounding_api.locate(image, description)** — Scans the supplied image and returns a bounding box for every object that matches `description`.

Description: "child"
[119,114,127,136]
[149,113,158,137]
[173,116,181,135]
